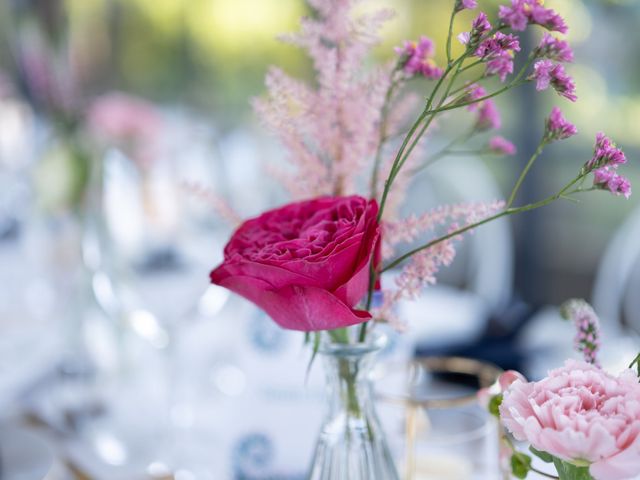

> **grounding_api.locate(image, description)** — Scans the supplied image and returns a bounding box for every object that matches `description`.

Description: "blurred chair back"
[593,205,640,335]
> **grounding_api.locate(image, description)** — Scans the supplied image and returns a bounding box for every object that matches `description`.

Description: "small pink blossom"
[475,32,521,58]
[464,84,487,112]
[499,0,567,34]
[486,52,515,82]
[500,360,640,480]
[489,136,516,155]
[532,60,577,102]
[396,37,443,79]
[475,99,501,131]
[528,3,568,33]
[536,33,574,62]
[594,167,632,199]
[458,12,492,46]
[588,132,627,170]
[456,0,478,11]
[474,32,520,82]
[545,106,577,141]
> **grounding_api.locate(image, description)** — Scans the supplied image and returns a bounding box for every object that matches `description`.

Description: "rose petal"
[214,274,371,331]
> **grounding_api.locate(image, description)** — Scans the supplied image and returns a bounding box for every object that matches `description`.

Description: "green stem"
[411,127,477,175]
[382,174,586,273]
[446,8,457,66]
[506,139,548,208]
[427,53,537,116]
[370,71,401,199]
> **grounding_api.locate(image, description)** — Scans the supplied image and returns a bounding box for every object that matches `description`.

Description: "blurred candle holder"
[376,357,503,480]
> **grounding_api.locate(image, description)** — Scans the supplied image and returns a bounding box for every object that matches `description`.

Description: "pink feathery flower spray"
[489,136,516,155]
[532,60,577,101]
[396,37,444,79]
[536,33,574,62]
[377,201,506,326]
[545,106,577,141]
[560,299,601,365]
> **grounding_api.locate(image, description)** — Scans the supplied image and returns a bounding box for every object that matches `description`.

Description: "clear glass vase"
[308,332,400,480]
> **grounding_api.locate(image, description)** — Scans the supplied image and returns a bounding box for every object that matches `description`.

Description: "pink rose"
[500,359,640,480]
[210,196,380,331]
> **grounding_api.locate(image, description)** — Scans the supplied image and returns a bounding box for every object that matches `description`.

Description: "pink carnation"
[500,360,640,480]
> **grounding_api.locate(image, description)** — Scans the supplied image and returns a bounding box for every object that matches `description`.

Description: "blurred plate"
[0,426,55,480]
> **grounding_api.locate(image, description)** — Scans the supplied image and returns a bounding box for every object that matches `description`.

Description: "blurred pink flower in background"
[500,360,640,480]
[87,91,164,167]
[489,136,516,155]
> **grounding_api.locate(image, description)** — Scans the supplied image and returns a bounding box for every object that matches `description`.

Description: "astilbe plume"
[376,200,505,327]
[253,0,400,199]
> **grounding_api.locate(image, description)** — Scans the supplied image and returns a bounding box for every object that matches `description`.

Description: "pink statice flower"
[545,106,577,141]
[475,99,501,131]
[464,83,487,111]
[456,0,478,11]
[489,136,516,155]
[500,360,640,480]
[531,60,577,101]
[476,32,521,58]
[588,132,627,170]
[536,33,574,62]
[585,133,632,199]
[560,299,601,365]
[593,168,632,199]
[486,52,515,82]
[528,2,568,33]
[499,0,567,34]
[396,37,443,79]
[458,12,492,46]
[474,32,520,82]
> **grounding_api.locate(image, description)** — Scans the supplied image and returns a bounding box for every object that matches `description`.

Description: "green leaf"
[552,457,592,480]
[489,393,503,417]
[529,446,554,464]
[511,452,532,479]
[305,333,321,385]
[629,353,640,378]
